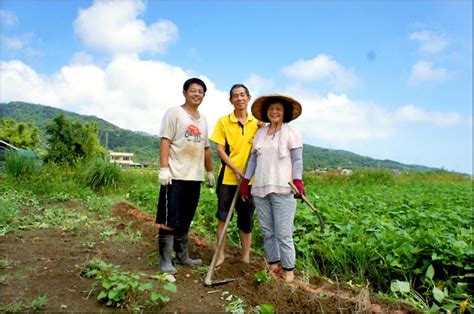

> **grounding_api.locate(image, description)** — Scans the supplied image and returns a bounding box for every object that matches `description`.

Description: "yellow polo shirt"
[210,112,260,185]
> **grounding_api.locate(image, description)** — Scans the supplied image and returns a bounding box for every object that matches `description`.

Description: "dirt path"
[0,201,417,312]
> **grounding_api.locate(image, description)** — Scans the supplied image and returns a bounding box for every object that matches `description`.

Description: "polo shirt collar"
[230,111,255,123]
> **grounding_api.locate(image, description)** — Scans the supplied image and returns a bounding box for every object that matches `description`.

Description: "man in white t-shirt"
[156,77,215,273]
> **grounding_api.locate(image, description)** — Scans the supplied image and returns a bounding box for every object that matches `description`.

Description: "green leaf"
[160,295,171,302]
[108,290,118,300]
[398,281,410,293]
[102,281,112,289]
[425,264,434,280]
[441,303,457,311]
[139,282,154,291]
[85,269,98,277]
[97,291,107,300]
[390,280,410,294]
[259,303,275,313]
[432,286,445,303]
[255,271,271,284]
[164,282,177,293]
[429,303,440,312]
[150,292,161,302]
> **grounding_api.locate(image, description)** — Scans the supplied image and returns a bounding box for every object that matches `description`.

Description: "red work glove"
[293,179,305,198]
[239,178,250,200]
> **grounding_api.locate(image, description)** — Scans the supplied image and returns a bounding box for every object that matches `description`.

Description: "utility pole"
[105,130,109,150]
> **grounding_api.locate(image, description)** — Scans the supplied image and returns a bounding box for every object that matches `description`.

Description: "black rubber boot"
[158,235,177,273]
[174,233,202,266]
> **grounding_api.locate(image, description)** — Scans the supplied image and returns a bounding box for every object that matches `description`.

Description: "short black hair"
[229,84,250,98]
[261,99,293,123]
[183,78,207,93]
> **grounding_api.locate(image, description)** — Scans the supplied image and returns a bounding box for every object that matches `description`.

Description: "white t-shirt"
[160,106,210,181]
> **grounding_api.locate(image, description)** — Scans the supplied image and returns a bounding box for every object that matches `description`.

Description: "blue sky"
[1,0,472,174]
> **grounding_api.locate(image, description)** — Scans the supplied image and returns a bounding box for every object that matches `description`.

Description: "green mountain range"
[1,101,434,172]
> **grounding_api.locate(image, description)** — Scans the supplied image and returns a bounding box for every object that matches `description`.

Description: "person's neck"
[234,109,247,122]
[182,103,200,118]
[269,122,282,130]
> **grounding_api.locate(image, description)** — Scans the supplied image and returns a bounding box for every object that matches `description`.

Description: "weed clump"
[84,159,123,191]
[5,151,42,179]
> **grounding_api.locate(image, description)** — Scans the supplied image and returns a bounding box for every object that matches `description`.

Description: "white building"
[109,151,142,167]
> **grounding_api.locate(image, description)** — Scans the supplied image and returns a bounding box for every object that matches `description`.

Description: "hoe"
[204,183,241,286]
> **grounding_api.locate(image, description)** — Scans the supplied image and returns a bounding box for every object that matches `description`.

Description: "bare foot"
[284,270,294,282]
[241,255,250,264]
[216,254,225,268]
[267,264,283,279]
[267,264,280,272]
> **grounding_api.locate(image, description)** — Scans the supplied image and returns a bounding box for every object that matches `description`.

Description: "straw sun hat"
[251,94,302,123]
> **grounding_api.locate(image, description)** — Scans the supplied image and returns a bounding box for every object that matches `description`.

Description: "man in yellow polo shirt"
[210,84,262,266]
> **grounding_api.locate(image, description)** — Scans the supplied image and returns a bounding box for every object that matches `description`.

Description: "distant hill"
[1,101,435,171]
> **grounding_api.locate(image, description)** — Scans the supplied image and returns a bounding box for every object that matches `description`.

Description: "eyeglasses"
[189,89,205,95]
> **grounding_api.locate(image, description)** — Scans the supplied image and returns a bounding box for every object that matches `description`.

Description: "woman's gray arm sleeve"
[291,147,303,180]
[244,151,257,179]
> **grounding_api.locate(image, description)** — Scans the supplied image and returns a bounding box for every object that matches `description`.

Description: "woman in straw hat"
[239,94,305,282]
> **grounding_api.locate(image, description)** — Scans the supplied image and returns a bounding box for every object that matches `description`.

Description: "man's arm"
[204,146,215,187]
[215,143,243,179]
[204,146,213,172]
[160,138,171,168]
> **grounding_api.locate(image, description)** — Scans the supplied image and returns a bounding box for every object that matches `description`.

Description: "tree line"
[1,115,105,165]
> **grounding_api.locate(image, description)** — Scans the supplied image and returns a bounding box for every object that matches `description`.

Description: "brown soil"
[1,201,418,313]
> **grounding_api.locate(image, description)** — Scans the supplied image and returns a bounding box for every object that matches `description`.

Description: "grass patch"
[0,296,48,312]
[84,159,123,191]
[4,151,42,179]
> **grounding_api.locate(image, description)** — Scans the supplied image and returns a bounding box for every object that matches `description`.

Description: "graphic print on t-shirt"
[184,124,202,142]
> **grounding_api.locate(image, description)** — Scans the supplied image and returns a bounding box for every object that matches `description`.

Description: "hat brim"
[251,95,302,123]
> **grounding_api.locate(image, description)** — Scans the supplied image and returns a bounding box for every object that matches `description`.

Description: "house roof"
[109,151,134,157]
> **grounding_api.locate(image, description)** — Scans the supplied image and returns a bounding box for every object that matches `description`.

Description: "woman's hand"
[239,178,250,200]
[293,179,305,198]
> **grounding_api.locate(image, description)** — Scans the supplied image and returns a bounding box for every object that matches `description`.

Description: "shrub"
[84,159,123,191]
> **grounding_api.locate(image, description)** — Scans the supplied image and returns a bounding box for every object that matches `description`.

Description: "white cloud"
[1,32,33,50]
[244,73,273,96]
[408,61,449,85]
[410,30,449,54]
[0,60,58,105]
[0,57,229,135]
[69,52,94,66]
[1,35,24,50]
[279,85,467,147]
[290,90,394,142]
[2,58,465,141]
[0,10,18,26]
[73,0,178,56]
[395,104,462,127]
[281,54,358,91]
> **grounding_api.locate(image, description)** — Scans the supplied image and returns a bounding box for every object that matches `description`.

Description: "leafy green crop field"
[295,172,472,312]
[192,171,473,312]
[1,160,472,312]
